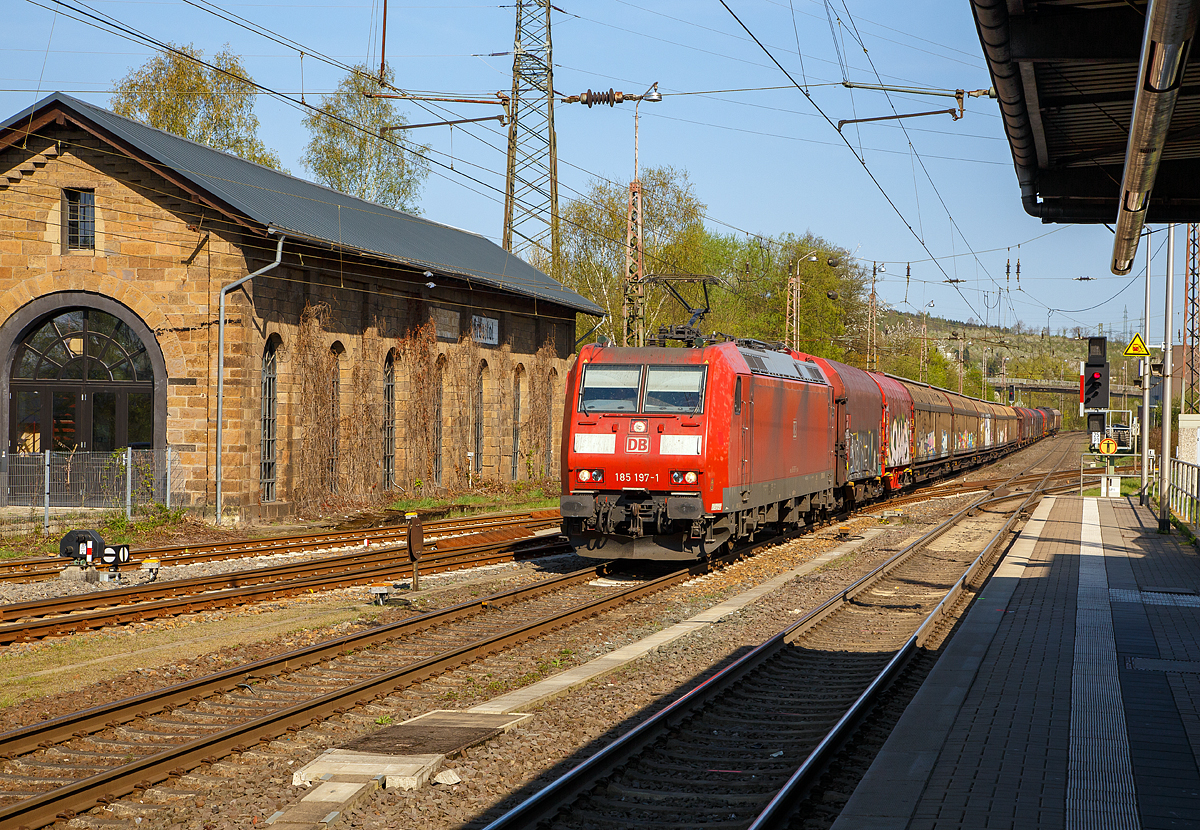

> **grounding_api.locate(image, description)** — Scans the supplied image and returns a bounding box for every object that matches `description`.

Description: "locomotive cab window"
[579,365,641,412]
[734,377,742,415]
[644,366,706,413]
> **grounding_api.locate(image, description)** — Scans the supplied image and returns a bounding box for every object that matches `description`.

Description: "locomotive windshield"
[644,366,706,413]
[578,364,707,413]
[579,364,641,412]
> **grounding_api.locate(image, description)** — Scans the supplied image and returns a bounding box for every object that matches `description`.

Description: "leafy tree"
[302,64,429,212]
[111,43,283,170]
[558,165,708,342]
[558,166,873,360]
[706,232,866,361]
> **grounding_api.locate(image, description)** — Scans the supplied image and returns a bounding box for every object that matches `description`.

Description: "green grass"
[1082,478,1142,498]
[0,503,188,560]
[389,486,558,518]
[100,504,188,545]
[0,535,58,560]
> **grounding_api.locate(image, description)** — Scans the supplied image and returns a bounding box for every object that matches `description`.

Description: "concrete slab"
[469,528,886,715]
[292,751,442,789]
[300,781,369,802]
[339,710,531,756]
[267,777,381,828]
[292,709,532,788]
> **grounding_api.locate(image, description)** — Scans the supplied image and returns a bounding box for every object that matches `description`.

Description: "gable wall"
[0,122,575,519]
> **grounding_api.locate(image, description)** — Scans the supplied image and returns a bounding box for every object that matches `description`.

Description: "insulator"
[581,88,620,107]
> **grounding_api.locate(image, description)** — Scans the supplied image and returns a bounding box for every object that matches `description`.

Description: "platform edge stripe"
[1066,498,1140,830]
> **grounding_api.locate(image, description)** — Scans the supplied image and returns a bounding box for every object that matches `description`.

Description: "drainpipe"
[216,230,286,524]
[1111,0,1199,274]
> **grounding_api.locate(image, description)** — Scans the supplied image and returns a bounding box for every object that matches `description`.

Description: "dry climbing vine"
[292,302,337,508]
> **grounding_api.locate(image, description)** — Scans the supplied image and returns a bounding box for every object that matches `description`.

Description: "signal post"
[1124,332,1153,504]
[1082,336,1111,447]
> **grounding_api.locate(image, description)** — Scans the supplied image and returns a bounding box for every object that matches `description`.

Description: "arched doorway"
[9,308,155,453]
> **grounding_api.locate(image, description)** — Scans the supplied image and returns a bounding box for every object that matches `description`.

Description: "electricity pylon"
[502,0,559,272]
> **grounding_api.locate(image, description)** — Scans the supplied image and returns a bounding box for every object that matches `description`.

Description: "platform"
[834,496,1200,830]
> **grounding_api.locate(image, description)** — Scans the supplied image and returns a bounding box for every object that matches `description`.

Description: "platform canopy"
[970,0,1200,227]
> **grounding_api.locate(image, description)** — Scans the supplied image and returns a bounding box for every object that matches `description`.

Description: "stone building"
[0,93,602,518]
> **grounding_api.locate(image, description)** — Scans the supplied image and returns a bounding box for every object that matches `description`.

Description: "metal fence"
[1168,458,1200,526]
[0,448,182,538]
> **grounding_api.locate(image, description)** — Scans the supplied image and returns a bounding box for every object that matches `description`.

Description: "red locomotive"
[560,337,1059,560]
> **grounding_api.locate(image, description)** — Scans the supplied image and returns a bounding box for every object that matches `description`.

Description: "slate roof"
[1,92,603,315]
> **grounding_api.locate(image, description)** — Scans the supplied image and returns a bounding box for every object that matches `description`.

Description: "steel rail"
[0,560,610,757]
[0,525,546,623]
[0,510,561,582]
[0,551,738,830]
[0,535,570,644]
[0,436,1072,828]
[479,434,1076,830]
[746,448,1069,828]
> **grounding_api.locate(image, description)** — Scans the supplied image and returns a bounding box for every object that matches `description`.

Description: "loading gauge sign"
[1124,333,1150,357]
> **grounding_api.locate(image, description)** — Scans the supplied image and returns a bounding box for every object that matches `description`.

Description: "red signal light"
[1091,372,1101,379]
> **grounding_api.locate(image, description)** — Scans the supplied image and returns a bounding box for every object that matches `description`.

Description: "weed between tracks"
[443,650,578,701]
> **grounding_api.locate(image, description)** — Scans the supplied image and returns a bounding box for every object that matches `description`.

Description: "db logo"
[626,436,650,453]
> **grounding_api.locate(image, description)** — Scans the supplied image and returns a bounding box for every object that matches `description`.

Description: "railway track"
[480,434,1077,829]
[0,543,764,830]
[0,435,1075,829]
[0,454,1091,586]
[0,442,1079,645]
[0,510,562,583]
[0,528,570,644]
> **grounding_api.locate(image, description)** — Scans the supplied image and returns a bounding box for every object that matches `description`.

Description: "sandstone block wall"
[0,125,578,518]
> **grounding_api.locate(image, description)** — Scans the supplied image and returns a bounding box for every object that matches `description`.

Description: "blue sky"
[3,1,1178,346]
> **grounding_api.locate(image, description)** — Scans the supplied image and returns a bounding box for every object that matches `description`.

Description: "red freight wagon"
[901,380,953,468]
[871,373,914,491]
[810,356,883,490]
[560,334,1059,561]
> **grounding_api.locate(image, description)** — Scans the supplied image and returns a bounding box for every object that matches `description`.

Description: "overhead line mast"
[502,0,559,272]
[1186,223,1199,413]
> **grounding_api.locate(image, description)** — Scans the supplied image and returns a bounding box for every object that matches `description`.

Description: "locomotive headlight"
[684,471,698,484]
[591,469,604,483]
[631,419,648,433]
[577,469,591,482]
[671,471,683,484]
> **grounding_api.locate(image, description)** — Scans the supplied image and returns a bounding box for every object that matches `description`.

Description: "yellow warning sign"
[1124,332,1150,357]
[1099,437,1118,455]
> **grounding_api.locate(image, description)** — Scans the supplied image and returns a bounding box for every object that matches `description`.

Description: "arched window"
[474,360,488,474]
[382,351,396,490]
[329,342,344,493]
[10,308,154,452]
[433,356,445,487]
[260,336,280,503]
[511,366,523,480]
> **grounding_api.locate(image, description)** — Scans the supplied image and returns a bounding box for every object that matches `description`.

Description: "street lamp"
[787,248,839,351]
[868,262,885,372]
[560,82,663,345]
[633,83,661,180]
